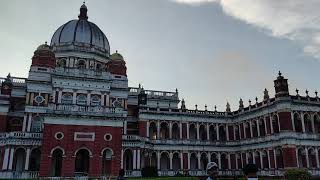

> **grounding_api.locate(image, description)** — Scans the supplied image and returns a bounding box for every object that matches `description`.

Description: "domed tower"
[31,42,56,68]
[107,51,127,76]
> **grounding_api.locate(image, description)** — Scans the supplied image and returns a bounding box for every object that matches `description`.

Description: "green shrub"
[284,168,311,180]
[141,166,158,177]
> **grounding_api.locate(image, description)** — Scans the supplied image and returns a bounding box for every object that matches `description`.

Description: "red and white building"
[0,3,320,179]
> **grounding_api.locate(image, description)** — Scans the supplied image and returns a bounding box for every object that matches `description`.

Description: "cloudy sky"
[0,0,320,111]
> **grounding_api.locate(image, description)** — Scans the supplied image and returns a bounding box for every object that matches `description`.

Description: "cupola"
[107,51,127,76]
[31,42,56,68]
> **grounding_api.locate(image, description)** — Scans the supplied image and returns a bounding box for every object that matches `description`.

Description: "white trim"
[74,132,95,141]
[50,146,65,156]
[44,117,123,127]
[54,132,64,140]
[104,133,112,141]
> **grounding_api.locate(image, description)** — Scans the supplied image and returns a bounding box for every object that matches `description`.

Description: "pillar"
[121,149,124,169]
[169,152,173,169]
[157,151,160,170]
[58,90,62,104]
[257,120,260,137]
[259,151,263,169]
[226,124,229,141]
[301,113,306,133]
[216,125,220,141]
[270,115,274,134]
[316,150,320,168]
[227,154,231,169]
[22,115,27,132]
[157,121,160,139]
[27,114,32,132]
[197,152,201,170]
[2,147,10,170]
[146,121,150,137]
[264,117,268,135]
[206,124,210,141]
[180,153,183,170]
[8,147,14,170]
[179,122,183,139]
[72,91,77,104]
[25,148,31,170]
[137,149,141,169]
[305,148,310,168]
[169,122,172,139]
[187,123,190,139]
[267,150,271,169]
[133,149,137,170]
[196,123,200,140]
[249,121,253,138]
[187,152,190,169]
[218,153,221,169]
[238,124,242,139]
[124,121,127,135]
[273,149,277,169]
[87,92,91,106]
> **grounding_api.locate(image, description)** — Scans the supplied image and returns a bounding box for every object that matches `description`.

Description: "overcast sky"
[0,0,320,111]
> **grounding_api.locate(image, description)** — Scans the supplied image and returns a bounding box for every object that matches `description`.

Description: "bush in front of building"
[284,168,311,180]
[141,166,158,177]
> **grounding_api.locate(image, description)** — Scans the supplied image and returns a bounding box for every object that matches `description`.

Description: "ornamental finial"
[78,2,88,20]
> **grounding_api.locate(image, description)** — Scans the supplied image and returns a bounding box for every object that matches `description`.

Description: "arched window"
[102,148,113,175]
[172,123,180,139]
[172,153,180,170]
[189,124,197,140]
[294,113,303,132]
[160,152,170,170]
[209,125,217,141]
[200,153,208,170]
[96,63,102,71]
[272,115,280,133]
[51,148,63,176]
[304,114,313,133]
[76,94,87,105]
[149,122,157,140]
[259,119,266,136]
[190,153,198,170]
[31,116,43,132]
[124,149,133,171]
[199,124,207,141]
[77,60,86,69]
[75,149,90,176]
[91,95,101,106]
[57,59,66,68]
[219,125,226,141]
[275,149,284,169]
[160,123,169,139]
[314,115,320,134]
[61,93,72,104]
[13,148,26,171]
[29,148,41,171]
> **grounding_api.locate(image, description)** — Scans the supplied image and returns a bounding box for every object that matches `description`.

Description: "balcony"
[48,104,127,117]
[0,171,39,179]
[0,132,42,139]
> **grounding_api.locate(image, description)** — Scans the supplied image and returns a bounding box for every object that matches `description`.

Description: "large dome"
[50,3,110,56]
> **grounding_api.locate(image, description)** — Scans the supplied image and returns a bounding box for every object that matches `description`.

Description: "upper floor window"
[57,59,66,68]
[77,94,87,105]
[91,95,101,106]
[77,60,86,69]
[61,93,72,104]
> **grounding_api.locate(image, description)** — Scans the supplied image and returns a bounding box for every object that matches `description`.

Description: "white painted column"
[270,115,274,134]
[264,117,268,135]
[187,152,190,169]
[2,147,10,170]
[227,154,231,169]
[57,90,62,104]
[27,114,32,132]
[22,115,27,132]
[121,149,124,169]
[72,91,77,104]
[24,148,31,170]
[243,123,246,139]
[137,149,141,169]
[249,121,253,138]
[123,121,127,135]
[197,152,201,170]
[216,125,220,141]
[316,150,320,168]
[180,153,183,170]
[238,125,242,139]
[312,117,315,133]
[291,112,296,131]
[146,121,150,137]
[226,125,229,141]
[87,92,91,106]
[179,122,183,139]
[133,149,137,170]
[296,148,299,167]
[208,152,211,162]
[187,123,190,139]
[52,90,56,103]
[305,148,310,168]
[169,122,172,139]
[245,152,249,164]
[218,153,221,169]
[301,113,306,133]
[206,124,210,141]
[273,149,277,169]
[157,151,161,170]
[253,153,256,164]
[196,123,200,140]
[260,151,263,169]
[169,152,173,169]
[267,150,271,169]
[105,94,110,107]
[157,121,160,139]
[235,155,239,169]
[8,147,14,170]
[257,120,260,137]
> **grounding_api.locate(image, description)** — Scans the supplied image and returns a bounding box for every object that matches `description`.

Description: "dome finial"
[78,2,88,20]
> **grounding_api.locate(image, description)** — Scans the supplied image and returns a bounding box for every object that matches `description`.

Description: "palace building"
[0,3,320,179]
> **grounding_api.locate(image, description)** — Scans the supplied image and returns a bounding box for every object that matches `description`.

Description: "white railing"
[0,132,42,139]
[0,171,39,179]
[124,170,141,177]
[49,104,126,116]
[128,87,178,99]
[0,77,26,86]
[54,67,112,79]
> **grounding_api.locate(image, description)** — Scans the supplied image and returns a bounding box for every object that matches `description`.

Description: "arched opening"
[254,152,261,169]
[244,122,251,138]
[259,119,266,137]
[160,122,169,140]
[29,148,41,171]
[75,149,90,176]
[96,63,102,71]
[61,93,73,104]
[252,121,258,137]
[13,148,26,171]
[235,126,240,140]
[262,150,269,169]
[211,153,218,165]
[151,152,157,167]
[294,113,303,132]
[314,115,320,134]
[77,60,86,69]
[160,152,169,170]
[172,123,180,139]
[51,148,63,177]
[247,152,253,164]
[275,149,284,169]
[76,94,87,106]
[304,114,313,133]
[57,59,66,68]
[221,154,228,170]
[209,125,217,141]
[142,151,150,168]
[91,95,101,106]
[219,125,226,141]
[189,124,197,140]
[199,124,207,141]
[149,122,157,140]
[172,153,180,170]
[298,148,307,168]
[272,115,280,133]
[236,153,242,169]
[190,153,198,170]
[308,148,317,168]
[200,153,208,170]
[102,148,113,176]
[123,149,133,171]
[31,116,43,132]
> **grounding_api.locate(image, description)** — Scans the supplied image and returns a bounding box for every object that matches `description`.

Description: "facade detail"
[0,3,320,179]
